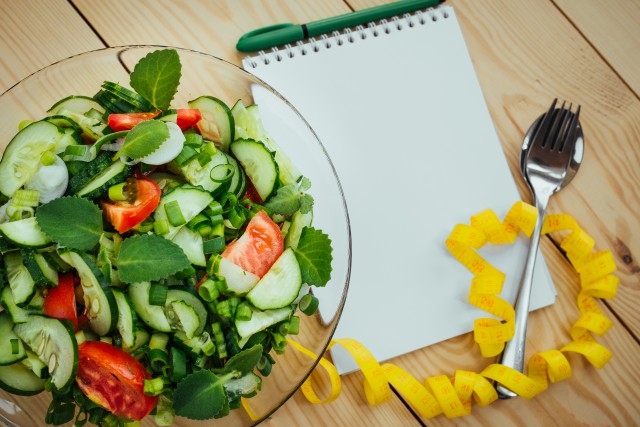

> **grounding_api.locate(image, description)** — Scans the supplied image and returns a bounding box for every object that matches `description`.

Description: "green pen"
[236,0,445,52]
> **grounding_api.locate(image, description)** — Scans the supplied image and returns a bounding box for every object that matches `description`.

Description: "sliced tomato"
[76,341,157,420]
[243,178,263,205]
[222,210,284,277]
[102,178,161,233]
[176,109,201,131]
[43,272,78,330]
[107,112,159,131]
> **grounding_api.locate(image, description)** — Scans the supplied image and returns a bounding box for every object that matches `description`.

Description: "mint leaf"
[116,120,168,160]
[294,227,333,287]
[174,370,232,420]
[264,184,300,215]
[36,197,102,251]
[130,49,181,110]
[223,344,263,377]
[299,194,314,214]
[117,234,190,283]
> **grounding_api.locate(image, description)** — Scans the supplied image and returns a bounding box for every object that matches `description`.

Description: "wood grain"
[553,0,640,97]
[0,0,104,93]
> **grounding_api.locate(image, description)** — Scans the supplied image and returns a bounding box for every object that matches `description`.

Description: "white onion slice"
[25,155,69,203]
[140,122,185,165]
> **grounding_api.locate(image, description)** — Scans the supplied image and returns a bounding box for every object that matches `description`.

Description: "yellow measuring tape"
[243,201,619,420]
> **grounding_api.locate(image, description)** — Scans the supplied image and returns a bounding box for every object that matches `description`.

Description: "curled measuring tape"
[278,201,619,419]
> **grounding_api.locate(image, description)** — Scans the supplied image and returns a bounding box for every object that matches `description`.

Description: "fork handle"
[495,194,549,399]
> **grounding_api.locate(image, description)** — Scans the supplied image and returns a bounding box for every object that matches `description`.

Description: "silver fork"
[496,99,582,399]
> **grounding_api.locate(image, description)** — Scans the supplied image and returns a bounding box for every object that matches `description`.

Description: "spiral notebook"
[242,5,556,373]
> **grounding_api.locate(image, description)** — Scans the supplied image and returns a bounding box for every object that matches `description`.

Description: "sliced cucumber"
[235,306,292,339]
[13,315,78,391]
[0,287,31,324]
[21,249,57,287]
[230,139,279,201]
[0,120,63,197]
[54,127,83,154]
[154,185,213,240]
[225,153,247,199]
[284,210,313,250]
[172,226,206,267]
[166,288,208,337]
[187,96,234,151]
[169,300,199,339]
[129,281,172,332]
[112,289,136,350]
[60,252,117,336]
[210,255,260,295]
[175,147,231,194]
[0,362,46,396]
[0,217,52,248]
[75,159,131,198]
[0,311,27,366]
[4,251,37,305]
[247,248,302,310]
[48,95,105,116]
[44,114,81,131]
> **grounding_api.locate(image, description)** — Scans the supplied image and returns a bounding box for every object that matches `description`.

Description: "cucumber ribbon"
[241,201,619,420]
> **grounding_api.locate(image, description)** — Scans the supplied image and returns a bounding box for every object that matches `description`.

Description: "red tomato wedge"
[102,178,161,233]
[76,341,157,420]
[176,108,202,130]
[222,210,284,277]
[108,112,159,131]
[43,272,78,330]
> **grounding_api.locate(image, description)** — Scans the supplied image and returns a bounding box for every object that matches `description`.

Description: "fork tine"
[532,98,558,145]
[546,101,568,149]
[560,105,581,152]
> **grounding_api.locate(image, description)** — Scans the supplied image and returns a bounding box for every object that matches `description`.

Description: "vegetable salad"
[0,49,332,426]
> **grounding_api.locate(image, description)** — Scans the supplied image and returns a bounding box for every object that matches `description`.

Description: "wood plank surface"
[553,0,640,97]
[1,0,639,426]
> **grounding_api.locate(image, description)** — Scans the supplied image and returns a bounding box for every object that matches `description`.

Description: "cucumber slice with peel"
[247,248,302,310]
[13,315,78,391]
[0,311,26,366]
[230,139,279,201]
[0,217,51,248]
[188,96,234,151]
[0,120,63,197]
[235,306,292,339]
[0,362,46,396]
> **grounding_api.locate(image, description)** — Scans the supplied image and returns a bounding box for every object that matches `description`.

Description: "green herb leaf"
[115,120,169,160]
[294,226,333,287]
[299,193,314,214]
[35,197,103,251]
[264,184,299,215]
[117,234,191,283]
[223,344,263,377]
[174,370,232,420]
[299,177,312,192]
[130,49,182,110]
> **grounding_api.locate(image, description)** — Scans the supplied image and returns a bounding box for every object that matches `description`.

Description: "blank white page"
[243,5,556,373]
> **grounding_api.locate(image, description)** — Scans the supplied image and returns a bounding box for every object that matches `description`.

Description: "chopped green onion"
[150,333,170,350]
[154,394,175,427]
[143,377,166,396]
[206,201,223,216]
[288,316,300,335]
[13,189,40,207]
[277,322,289,336]
[40,151,57,166]
[219,193,238,213]
[154,219,170,235]
[210,163,234,183]
[170,347,187,382]
[173,145,198,166]
[235,302,253,321]
[10,339,19,355]
[203,236,225,254]
[195,150,211,166]
[108,182,128,201]
[211,322,227,359]
[209,213,224,226]
[216,299,232,318]
[197,278,220,302]
[149,283,168,306]
[149,333,170,372]
[164,200,186,226]
[210,222,225,237]
[299,294,319,316]
[62,144,90,162]
[271,332,288,354]
[136,218,154,233]
[227,206,247,229]
[186,213,209,231]
[257,355,273,376]
[202,142,217,156]
[184,133,203,146]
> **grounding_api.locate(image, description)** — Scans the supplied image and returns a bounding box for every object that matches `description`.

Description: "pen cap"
[236,24,305,52]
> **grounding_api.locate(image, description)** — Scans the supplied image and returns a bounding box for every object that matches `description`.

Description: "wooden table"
[1,0,639,425]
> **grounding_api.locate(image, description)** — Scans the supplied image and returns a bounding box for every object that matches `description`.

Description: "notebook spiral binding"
[247,5,451,68]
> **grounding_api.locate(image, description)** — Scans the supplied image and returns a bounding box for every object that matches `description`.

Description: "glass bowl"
[0,46,350,426]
